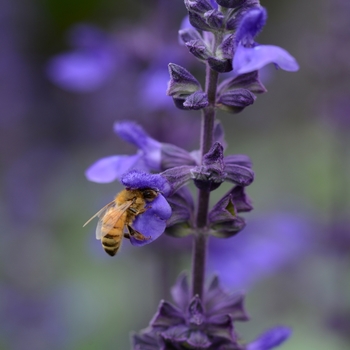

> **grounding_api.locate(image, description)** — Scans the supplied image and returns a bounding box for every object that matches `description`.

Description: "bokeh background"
[1,0,350,349]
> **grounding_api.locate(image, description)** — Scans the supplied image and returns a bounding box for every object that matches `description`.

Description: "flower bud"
[204,9,224,29]
[216,88,256,113]
[188,11,213,31]
[178,27,202,45]
[184,0,213,13]
[185,40,211,61]
[218,71,267,95]
[167,63,201,99]
[183,91,209,110]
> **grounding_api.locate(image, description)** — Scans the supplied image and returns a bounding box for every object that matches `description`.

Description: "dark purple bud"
[229,185,253,212]
[224,163,254,185]
[235,7,267,45]
[185,39,211,61]
[188,11,213,31]
[208,56,233,73]
[210,216,246,238]
[216,0,246,8]
[179,27,203,44]
[204,9,224,29]
[188,296,205,326]
[192,142,226,191]
[203,141,225,168]
[185,0,213,13]
[218,71,267,95]
[216,88,256,113]
[167,63,201,98]
[183,91,209,110]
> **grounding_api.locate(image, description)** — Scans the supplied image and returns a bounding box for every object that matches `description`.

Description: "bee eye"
[142,189,157,200]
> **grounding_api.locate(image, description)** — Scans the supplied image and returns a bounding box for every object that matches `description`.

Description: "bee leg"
[127,225,151,241]
[128,207,147,216]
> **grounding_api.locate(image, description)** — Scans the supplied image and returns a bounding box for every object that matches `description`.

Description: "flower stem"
[192,63,219,299]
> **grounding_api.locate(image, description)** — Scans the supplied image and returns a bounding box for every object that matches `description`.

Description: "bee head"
[141,188,158,201]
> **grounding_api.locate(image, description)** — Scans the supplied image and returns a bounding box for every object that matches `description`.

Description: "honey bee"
[83,188,158,256]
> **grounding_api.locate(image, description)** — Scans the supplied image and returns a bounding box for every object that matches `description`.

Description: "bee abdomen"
[101,234,121,257]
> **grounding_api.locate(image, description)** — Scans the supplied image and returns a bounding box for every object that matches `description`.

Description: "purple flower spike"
[233,7,299,74]
[85,121,162,183]
[247,326,292,350]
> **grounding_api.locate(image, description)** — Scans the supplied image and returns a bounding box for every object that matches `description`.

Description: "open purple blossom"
[85,121,162,183]
[132,274,291,350]
[121,170,172,246]
[233,7,299,75]
[46,23,118,92]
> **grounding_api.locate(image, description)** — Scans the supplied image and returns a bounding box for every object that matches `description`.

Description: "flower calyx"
[167,63,209,110]
[209,185,253,238]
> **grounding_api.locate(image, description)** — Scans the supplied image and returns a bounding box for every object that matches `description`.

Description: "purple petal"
[121,170,172,196]
[247,326,292,350]
[234,44,299,75]
[114,122,162,170]
[85,154,145,183]
[130,194,172,246]
[235,7,267,45]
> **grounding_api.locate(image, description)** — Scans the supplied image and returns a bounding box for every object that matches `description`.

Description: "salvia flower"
[132,274,291,350]
[233,7,299,75]
[85,121,162,183]
[120,170,172,246]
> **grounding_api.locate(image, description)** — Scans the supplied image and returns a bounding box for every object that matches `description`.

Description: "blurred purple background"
[1,0,349,349]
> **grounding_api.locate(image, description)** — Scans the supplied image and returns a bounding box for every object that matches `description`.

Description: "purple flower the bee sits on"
[46,23,118,92]
[233,7,299,74]
[120,170,172,246]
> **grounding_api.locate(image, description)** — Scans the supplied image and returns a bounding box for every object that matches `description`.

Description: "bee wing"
[95,200,133,240]
[83,200,115,228]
